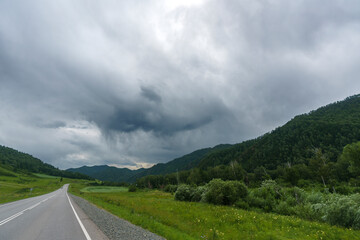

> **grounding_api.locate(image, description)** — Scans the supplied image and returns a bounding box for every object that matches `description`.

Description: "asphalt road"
[0,184,107,240]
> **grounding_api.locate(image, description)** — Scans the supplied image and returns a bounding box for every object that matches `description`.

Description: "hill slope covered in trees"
[0,145,91,179]
[198,94,360,171]
[67,144,232,182]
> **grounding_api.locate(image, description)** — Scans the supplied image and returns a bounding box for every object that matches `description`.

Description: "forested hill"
[67,144,232,182]
[0,145,91,179]
[67,165,145,183]
[198,94,360,171]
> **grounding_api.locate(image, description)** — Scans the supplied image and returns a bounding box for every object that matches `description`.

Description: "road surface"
[0,184,107,240]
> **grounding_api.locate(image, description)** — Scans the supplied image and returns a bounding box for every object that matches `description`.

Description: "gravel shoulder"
[69,194,165,240]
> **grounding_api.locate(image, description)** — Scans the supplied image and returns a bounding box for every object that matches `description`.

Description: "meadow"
[69,183,360,240]
[80,186,128,193]
[0,166,79,204]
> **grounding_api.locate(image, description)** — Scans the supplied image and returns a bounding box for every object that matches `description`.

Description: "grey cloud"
[36,121,66,129]
[0,0,360,169]
[140,86,162,103]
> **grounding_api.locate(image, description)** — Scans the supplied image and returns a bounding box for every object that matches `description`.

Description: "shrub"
[306,191,324,204]
[322,194,360,229]
[128,185,137,192]
[203,179,248,205]
[282,187,307,206]
[235,199,249,210]
[335,185,353,195]
[164,184,178,193]
[174,184,194,201]
[247,180,281,212]
[274,201,295,216]
[191,186,207,202]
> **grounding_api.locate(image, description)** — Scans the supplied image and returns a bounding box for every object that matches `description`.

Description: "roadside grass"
[0,168,86,204]
[32,173,59,179]
[80,186,128,193]
[69,184,360,240]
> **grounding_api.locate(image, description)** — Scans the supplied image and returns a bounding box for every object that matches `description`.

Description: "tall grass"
[69,184,360,240]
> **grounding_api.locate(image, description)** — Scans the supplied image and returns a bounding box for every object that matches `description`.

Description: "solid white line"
[0,194,56,226]
[66,191,92,240]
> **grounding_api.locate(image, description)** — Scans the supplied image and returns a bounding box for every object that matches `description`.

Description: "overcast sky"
[1,0,360,169]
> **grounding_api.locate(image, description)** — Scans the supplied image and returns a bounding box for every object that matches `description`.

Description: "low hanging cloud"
[0,0,360,169]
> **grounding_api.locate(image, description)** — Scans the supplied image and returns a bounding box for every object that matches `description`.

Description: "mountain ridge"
[67,144,233,182]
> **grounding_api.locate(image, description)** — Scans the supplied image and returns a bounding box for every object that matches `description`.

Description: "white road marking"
[0,194,56,226]
[66,191,92,240]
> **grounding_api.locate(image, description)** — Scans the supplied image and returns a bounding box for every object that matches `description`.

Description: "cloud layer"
[1,0,360,169]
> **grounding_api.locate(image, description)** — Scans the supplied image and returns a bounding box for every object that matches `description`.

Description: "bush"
[164,184,178,193]
[128,185,137,192]
[247,180,282,212]
[306,191,324,204]
[235,199,249,210]
[322,194,360,229]
[191,186,207,202]
[203,179,248,205]
[274,201,295,216]
[335,185,353,195]
[282,187,307,206]
[174,184,194,201]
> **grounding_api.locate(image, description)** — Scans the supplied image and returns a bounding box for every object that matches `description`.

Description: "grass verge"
[69,184,360,240]
[0,169,85,204]
[80,186,128,193]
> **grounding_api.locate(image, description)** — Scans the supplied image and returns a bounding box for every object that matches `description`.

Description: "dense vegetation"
[136,95,360,189]
[69,183,360,240]
[198,94,360,171]
[0,145,92,179]
[132,138,360,233]
[129,94,360,234]
[67,165,143,183]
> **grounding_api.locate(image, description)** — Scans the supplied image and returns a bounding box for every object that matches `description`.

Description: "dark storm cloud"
[0,0,360,169]
[140,86,162,103]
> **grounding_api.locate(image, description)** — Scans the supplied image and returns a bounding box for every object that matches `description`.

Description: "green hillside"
[67,165,145,183]
[67,144,232,182]
[0,145,92,179]
[198,94,360,171]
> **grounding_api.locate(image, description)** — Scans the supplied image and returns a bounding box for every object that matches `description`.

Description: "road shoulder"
[68,194,109,240]
[69,194,165,240]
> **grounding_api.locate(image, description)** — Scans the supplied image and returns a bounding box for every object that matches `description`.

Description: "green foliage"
[164,184,178,193]
[190,185,207,202]
[340,141,360,175]
[198,94,360,172]
[203,179,248,205]
[128,184,137,192]
[174,184,194,201]
[248,180,280,212]
[69,184,360,240]
[322,194,360,229]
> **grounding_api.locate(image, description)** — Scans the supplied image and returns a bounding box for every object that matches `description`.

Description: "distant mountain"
[67,165,145,183]
[67,144,232,182]
[198,94,360,171]
[0,145,92,179]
